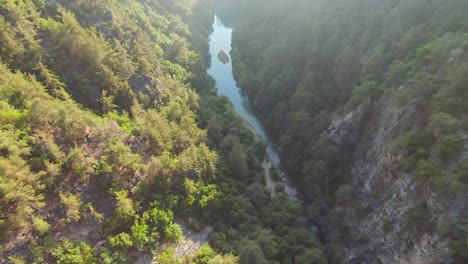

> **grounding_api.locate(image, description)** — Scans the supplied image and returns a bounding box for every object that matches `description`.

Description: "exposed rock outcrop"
[217,50,230,64]
[328,101,372,153]
[299,46,467,264]
[318,91,467,263]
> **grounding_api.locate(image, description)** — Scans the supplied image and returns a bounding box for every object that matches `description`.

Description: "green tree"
[428,112,458,138]
[438,134,464,161]
[110,190,136,231]
[209,254,239,264]
[456,160,468,185]
[229,143,248,178]
[165,223,183,243]
[193,244,216,264]
[100,90,116,114]
[238,240,268,264]
[59,192,82,222]
[302,160,328,196]
[348,80,385,107]
[246,183,268,209]
[52,240,96,264]
[414,159,445,182]
[32,216,50,235]
[131,220,150,250]
[108,232,133,250]
[335,46,361,90]
[158,247,181,264]
[294,248,326,264]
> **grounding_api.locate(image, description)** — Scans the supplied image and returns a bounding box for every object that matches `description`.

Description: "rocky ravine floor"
[136,220,213,264]
[242,120,297,198]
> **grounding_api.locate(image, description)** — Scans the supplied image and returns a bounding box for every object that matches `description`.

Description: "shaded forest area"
[0,0,325,263]
[227,0,468,262]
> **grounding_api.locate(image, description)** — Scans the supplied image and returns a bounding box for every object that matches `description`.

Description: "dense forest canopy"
[0,0,326,263]
[226,0,468,262]
[2,0,468,263]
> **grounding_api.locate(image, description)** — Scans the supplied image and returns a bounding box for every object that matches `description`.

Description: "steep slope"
[227,0,468,262]
[0,0,326,263]
[0,0,218,262]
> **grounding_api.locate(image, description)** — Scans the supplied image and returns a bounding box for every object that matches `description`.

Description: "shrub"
[158,247,181,264]
[348,80,386,106]
[351,80,385,101]
[66,147,94,181]
[428,112,458,138]
[98,248,130,264]
[334,184,353,205]
[442,219,468,263]
[52,240,96,264]
[109,190,136,231]
[382,219,392,235]
[8,256,25,264]
[193,244,216,264]
[270,166,281,181]
[395,72,437,107]
[456,160,468,186]
[438,134,464,161]
[294,248,326,264]
[462,119,468,132]
[395,131,435,168]
[84,203,104,223]
[414,159,445,181]
[165,223,183,243]
[403,201,432,236]
[430,174,464,195]
[59,192,82,222]
[413,158,464,194]
[208,254,239,264]
[0,219,5,238]
[32,216,51,235]
[108,233,133,250]
[397,131,435,152]
[131,220,150,250]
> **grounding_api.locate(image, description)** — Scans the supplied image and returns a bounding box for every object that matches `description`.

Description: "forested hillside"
[228,0,468,263]
[0,0,326,263]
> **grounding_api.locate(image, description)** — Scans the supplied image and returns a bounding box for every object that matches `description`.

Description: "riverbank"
[240,119,298,198]
[204,13,325,262]
[240,120,277,195]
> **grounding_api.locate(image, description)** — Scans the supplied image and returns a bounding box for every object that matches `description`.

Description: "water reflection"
[207,15,297,198]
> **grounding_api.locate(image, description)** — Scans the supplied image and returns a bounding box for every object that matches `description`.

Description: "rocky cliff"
[226,0,468,261]
[313,48,468,264]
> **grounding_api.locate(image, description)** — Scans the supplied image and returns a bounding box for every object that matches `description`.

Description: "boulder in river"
[217,50,230,64]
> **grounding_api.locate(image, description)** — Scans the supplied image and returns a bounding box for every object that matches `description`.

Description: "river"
[207,15,298,199]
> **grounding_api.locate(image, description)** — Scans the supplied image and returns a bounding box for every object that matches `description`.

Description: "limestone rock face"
[300,46,468,264]
[318,91,467,264]
[328,101,371,151]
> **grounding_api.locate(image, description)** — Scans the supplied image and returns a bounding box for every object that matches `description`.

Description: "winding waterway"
[207,16,298,199]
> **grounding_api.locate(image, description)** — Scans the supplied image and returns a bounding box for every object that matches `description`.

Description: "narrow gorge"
[0,0,467,263]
